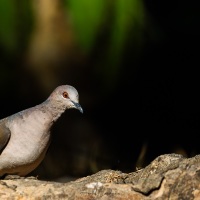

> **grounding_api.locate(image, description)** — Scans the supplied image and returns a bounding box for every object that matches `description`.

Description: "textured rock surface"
[1,154,200,199]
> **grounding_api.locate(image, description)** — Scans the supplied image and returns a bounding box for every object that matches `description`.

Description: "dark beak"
[72,101,83,113]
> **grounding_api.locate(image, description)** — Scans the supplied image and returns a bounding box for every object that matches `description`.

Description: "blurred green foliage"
[66,0,145,88]
[66,0,106,53]
[0,0,17,52]
[106,0,145,85]
[0,0,145,89]
[0,0,145,58]
[66,0,145,53]
[110,0,145,58]
[0,0,33,53]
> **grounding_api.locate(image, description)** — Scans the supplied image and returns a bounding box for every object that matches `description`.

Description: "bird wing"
[0,119,11,153]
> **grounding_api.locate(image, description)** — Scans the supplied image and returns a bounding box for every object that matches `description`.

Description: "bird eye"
[62,92,69,98]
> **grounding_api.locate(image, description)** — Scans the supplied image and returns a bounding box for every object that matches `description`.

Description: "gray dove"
[0,85,83,177]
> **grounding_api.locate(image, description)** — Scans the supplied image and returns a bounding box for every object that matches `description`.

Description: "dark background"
[0,1,199,180]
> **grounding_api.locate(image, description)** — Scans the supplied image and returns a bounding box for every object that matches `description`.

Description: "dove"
[0,85,83,178]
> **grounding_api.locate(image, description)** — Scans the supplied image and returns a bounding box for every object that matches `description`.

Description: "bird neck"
[42,99,66,122]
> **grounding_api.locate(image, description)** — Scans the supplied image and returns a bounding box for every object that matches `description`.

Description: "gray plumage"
[0,85,83,177]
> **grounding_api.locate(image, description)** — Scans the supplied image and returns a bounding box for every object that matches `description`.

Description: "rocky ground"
[1,153,200,199]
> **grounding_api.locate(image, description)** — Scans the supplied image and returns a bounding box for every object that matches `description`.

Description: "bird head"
[48,85,83,113]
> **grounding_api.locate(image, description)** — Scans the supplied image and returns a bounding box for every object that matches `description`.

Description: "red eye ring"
[62,92,69,98]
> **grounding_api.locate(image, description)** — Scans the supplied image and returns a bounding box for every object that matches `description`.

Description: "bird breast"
[2,108,53,164]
